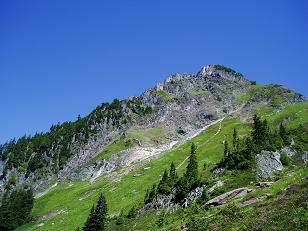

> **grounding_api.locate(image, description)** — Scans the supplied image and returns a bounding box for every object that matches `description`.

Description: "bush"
[280,152,290,166]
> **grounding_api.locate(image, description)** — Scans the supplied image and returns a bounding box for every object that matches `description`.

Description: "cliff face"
[0,65,305,195]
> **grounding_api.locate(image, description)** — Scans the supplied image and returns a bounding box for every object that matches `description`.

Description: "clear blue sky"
[0,0,307,143]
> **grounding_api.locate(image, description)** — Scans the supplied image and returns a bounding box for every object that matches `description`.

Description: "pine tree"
[232,128,239,151]
[158,169,171,194]
[83,205,95,231]
[175,143,199,202]
[168,162,177,187]
[145,184,157,203]
[252,114,262,145]
[144,189,149,203]
[279,123,289,145]
[184,143,199,190]
[224,140,229,158]
[83,193,108,231]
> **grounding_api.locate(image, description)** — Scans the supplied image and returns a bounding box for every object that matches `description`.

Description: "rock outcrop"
[206,187,253,206]
[256,150,283,178]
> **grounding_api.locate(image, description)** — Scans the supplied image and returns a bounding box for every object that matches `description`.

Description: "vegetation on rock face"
[212,64,244,78]
[0,97,152,180]
[0,188,34,231]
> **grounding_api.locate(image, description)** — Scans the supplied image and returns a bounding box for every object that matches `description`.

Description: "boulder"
[302,151,308,164]
[206,187,253,206]
[256,150,283,178]
[207,180,224,194]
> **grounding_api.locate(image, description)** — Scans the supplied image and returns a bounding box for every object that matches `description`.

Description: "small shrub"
[280,152,290,166]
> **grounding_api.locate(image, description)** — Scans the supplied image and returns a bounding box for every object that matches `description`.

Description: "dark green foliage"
[184,143,199,189]
[279,123,290,145]
[145,162,179,203]
[212,65,243,77]
[232,128,239,151]
[127,206,137,219]
[251,114,271,152]
[224,140,229,157]
[0,188,34,231]
[169,162,178,187]
[280,152,290,166]
[175,143,199,202]
[290,124,308,152]
[219,114,296,170]
[83,193,108,231]
[250,80,257,85]
[144,184,157,204]
[157,169,171,195]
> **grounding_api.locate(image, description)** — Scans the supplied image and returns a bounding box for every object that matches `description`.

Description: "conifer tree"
[83,205,95,231]
[83,193,108,231]
[279,123,289,145]
[158,169,171,194]
[145,184,157,203]
[232,128,239,151]
[184,143,199,190]
[224,140,229,157]
[169,162,177,187]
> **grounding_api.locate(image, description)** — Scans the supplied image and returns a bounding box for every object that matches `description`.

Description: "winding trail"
[176,117,224,169]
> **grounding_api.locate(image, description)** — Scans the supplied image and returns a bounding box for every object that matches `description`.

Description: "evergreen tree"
[224,140,229,158]
[175,143,199,202]
[279,123,290,145]
[127,206,137,219]
[83,205,96,231]
[83,193,108,231]
[168,162,177,187]
[184,143,199,189]
[232,128,239,151]
[145,184,157,203]
[157,169,171,194]
[0,188,34,231]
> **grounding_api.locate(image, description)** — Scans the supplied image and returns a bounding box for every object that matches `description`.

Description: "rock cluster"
[256,150,283,178]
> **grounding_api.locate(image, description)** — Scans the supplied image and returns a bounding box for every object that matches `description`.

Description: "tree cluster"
[0,98,152,184]
[220,114,294,170]
[0,188,34,231]
[144,143,200,204]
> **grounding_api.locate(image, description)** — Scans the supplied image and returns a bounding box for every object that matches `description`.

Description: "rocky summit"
[0,65,307,231]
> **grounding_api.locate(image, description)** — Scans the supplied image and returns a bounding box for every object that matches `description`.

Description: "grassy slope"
[18,103,308,231]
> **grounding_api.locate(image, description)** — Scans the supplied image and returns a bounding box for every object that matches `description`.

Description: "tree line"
[220,114,306,170]
[0,188,34,231]
[0,98,152,188]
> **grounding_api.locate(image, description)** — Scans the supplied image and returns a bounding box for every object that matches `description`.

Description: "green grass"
[18,102,308,231]
[234,84,302,108]
[126,125,167,146]
[235,84,264,103]
[90,125,168,164]
[149,89,178,101]
[90,137,134,164]
[188,89,210,97]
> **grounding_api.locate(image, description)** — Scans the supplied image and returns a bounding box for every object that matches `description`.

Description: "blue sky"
[0,0,307,143]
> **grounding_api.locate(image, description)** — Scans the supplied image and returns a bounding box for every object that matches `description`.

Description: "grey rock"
[207,180,224,194]
[256,150,283,178]
[302,151,308,163]
[206,187,253,206]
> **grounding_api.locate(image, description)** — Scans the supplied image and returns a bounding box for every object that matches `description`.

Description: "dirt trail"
[176,117,224,169]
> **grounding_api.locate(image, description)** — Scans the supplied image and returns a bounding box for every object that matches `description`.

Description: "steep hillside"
[0,65,307,231]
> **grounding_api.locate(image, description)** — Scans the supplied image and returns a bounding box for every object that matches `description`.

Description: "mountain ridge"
[0,65,305,197]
